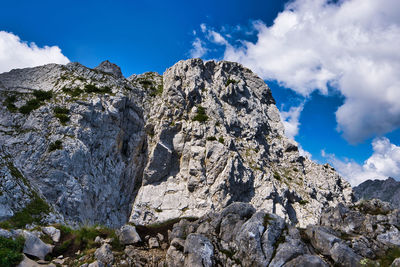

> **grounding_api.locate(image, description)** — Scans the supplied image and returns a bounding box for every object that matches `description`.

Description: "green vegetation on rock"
[225,78,238,87]
[19,90,53,114]
[0,197,50,229]
[4,95,17,112]
[0,236,25,267]
[54,107,70,125]
[48,140,63,152]
[84,84,112,94]
[193,106,208,123]
[62,86,83,97]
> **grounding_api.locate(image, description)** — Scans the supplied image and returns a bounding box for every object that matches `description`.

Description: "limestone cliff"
[0,58,352,229]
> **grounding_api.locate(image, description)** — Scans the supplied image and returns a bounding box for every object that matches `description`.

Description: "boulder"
[23,231,53,260]
[117,224,141,245]
[94,243,114,265]
[283,255,328,267]
[184,234,214,267]
[42,226,61,242]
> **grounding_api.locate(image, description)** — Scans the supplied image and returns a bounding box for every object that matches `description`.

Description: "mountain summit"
[0,58,352,228]
[3,59,399,266]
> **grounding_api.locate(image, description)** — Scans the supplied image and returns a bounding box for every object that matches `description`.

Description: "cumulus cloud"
[280,104,304,140]
[190,38,208,58]
[194,0,400,143]
[0,31,69,73]
[324,137,400,186]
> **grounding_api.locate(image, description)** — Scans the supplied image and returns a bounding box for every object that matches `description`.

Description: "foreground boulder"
[23,231,53,260]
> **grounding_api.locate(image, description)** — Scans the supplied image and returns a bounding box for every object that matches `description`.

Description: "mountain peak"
[94,60,123,78]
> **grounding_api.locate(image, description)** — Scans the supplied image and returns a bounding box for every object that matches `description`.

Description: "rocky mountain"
[354,177,400,209]
[1,59,399,266]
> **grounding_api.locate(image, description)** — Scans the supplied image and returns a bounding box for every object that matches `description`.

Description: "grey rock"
[377,226,400,246]
[0,228,12,238]
[283,255,328,267]
[391,258,400,267]
[94,60,123,78]
[305,226,341,256]
[88,261,105,267]
[23,231,53,260]
[17,255,55,267]
[94,243,114,264]
[148,237,159,248]
[42,226,60,242]
[330,242,362,267]
[354,177,400,209]
[117,224,141,245]
[184,234,214,267]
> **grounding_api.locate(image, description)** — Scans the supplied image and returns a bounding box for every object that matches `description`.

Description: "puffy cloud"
[0,31,69,73]
[324,137,400,186]
[193,0,400,143]
[280,104,304,140]
[190,38,208,58]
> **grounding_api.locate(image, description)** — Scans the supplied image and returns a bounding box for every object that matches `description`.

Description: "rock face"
[354,177,400,209]
[0,58,352,229]
[0,61,146,227]
[129,59,352,228]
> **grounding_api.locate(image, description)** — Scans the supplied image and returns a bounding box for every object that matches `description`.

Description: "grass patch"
[0,236,25,267]
[0,197,50,229]
[273,172,281,181]
[55,114,70,124]
[33,90,53,101]
[206,136,217,141]
[19,99,41,114]
[149,84,163,97]
[299,200,309,206]
[48,140,63,152]
[62,86,84,97]
[4,95,17,112]
[218,137,224,144]
[375,247,400,267]
[193,106,208,123]
[51,225,122,258]
[84,84,112,94]
[263,214,274,227]
[18,90,53,114]
[225,79,238,87]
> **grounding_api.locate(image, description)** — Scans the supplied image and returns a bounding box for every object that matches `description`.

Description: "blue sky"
[1,0,400,185]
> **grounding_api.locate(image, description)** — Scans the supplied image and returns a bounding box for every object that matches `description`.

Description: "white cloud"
[324,137,400,186]
[0,31,69,74]
[280,104,304,140]
[194,0,400,143]
[190,38,208,58]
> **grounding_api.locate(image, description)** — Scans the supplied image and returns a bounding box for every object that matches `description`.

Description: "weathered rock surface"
[0,58,354,230]
[23,230,53,260]
[129,58,353,228]
[117,224,141,245]
[354,177,400,209]
[0,61,146,227]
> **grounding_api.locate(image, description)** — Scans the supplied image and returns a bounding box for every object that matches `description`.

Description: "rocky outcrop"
[354,177,400,209]
[0,58,353,229]
[129,59,353,228]
[0,61,146,227]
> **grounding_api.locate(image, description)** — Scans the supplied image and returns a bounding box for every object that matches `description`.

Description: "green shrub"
[33,90,53,101]
[139,80,152,88]
[54,107,69,114]
[149,84,163,97]
[4,95,17,112]
[299,200,309,205]
[273,172,281,181]
[19,99,41,114]
[207,136,217,141]
[218,137,224,144]
[62,86,83,97]
[225,79,238,87]
[0,236,25,266]
[55,114,70,124]
[0,197,50,229]
[84,84,112,94]
[193,106,208,123]
[49,140,63,152]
